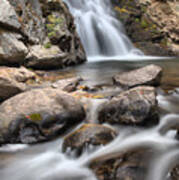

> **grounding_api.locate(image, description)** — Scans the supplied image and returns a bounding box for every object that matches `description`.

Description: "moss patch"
[44,42,52,49]
[45,14,65,40]
[26,113,43,122]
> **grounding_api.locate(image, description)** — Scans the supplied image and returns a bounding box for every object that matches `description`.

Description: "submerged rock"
[63,124,117,156]
[0,66,35,101]
[0,88,85,144]
[170,164,179,180]
[113,64,162,89]
[52,76,83,92]
[98,86,158,126]
[90,149,152,180]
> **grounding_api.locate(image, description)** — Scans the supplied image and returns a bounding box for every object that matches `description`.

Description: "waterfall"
[63,0,143,61]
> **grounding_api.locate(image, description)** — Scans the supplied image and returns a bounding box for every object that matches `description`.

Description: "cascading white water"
[1,60,179,180]
[63,0,143,60]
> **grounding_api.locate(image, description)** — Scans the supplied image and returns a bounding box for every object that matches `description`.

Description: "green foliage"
[135,18,140,23]
[46,23,55,31]
[47,15,64,26]
[46,14,64,43]
[44,42,52,49]
[48,31,56,38]
[141,19,148,28]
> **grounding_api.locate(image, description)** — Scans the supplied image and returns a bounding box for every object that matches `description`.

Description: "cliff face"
[112,0,179,56]
[0,0,86,69]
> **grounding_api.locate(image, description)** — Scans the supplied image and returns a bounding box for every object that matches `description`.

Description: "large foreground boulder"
[113,64,162,89]
[0,88,85,144]
[63,124,117,156]
[98,86,158,126]
[0,66,35,101]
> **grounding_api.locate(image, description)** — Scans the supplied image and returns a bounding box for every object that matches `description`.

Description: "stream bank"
[112,0,179,56]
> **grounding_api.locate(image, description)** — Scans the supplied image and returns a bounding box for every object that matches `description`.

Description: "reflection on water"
[69,58,179,90]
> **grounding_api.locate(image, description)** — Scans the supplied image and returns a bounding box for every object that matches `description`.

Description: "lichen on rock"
[0,0,86,69]
[112,0,179,56]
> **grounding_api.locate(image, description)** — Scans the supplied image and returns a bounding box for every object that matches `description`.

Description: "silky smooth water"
[0,60,179,180]
[63,0,143,60]
[0,0,178,179]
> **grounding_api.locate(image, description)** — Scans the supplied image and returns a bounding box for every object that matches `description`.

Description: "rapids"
[0,60,179,180]
[0,0,178,179]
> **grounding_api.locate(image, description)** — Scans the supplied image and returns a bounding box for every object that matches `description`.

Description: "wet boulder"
[98,86,158,126]
[63,124,117,156]
[113,64,162,89]
[0,66,36,101]
[170,164,179,180]
[0,88,85,144]
[90,149,152,180]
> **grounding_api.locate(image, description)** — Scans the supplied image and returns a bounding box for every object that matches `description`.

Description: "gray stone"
[25,45,68,69]
[98,86,158,125]
[113,64,162,89]
[8,0,45,44]
[0,66,36,101]
[63,124,117,156]
[51,77,83,92]
[90,149,151,180]
[0,0,21,30]
[0,88,85,144]
[0,31,28,65]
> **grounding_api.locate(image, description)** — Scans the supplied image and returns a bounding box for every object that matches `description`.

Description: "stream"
[0,0,179,179]
[0,59,179,180]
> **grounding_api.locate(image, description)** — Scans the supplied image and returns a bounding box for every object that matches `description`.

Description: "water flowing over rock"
[64,0,142,59]
[63,124,117,156]
[0,88,86,144]
[98,86,158,125]
[90,149,152,180]
[113,64,162,89]
[171,165,179,180]
[112,0,179,56]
